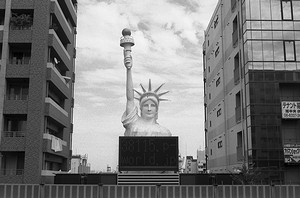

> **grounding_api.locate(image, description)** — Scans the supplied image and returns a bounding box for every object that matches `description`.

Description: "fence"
[0,184,299,198]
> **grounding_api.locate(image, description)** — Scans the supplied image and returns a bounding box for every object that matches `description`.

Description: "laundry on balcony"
[51,135,63,152]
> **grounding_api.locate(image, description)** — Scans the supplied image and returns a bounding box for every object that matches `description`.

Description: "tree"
[229,163,263,185]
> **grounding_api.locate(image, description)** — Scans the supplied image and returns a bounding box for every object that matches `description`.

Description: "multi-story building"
[184,156,198,173]
[197,150,206,173]
[203,0,300,184]
[71,154,91,174]
[0,0,77,183]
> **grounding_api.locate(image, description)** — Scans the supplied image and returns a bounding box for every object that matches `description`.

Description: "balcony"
[46,63,70,98]
[53,0,77,27]
[43,133,68,157]
[49,29,72,71]
[50,0,72,43]
[0,131,26,151]
[45,97,69,127]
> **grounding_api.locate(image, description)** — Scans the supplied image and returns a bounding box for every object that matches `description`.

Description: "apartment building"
[203,0,300,184]
[0,0,77,183]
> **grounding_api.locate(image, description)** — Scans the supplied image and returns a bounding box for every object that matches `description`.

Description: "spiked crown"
[134,79,169,107]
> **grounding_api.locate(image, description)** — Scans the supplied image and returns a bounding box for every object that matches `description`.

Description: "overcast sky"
[73,0,218,172]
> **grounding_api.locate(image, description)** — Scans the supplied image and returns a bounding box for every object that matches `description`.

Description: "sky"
[73,0,218,172]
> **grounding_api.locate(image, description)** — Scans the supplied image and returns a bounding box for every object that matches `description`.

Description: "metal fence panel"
[0,184,299,198]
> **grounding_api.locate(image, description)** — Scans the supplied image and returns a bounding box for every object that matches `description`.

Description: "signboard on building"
[119,136,178,171]
[281,101,300,119]
[284,145,300,164]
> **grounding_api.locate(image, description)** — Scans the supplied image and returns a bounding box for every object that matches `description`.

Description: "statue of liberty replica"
[120,28,172,137]
[118,29,178,182]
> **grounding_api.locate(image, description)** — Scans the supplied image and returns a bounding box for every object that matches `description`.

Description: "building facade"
[0,0,77,183]
[203,0,300,184]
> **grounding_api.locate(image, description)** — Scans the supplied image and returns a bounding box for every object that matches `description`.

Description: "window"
[6,79,29,100]
[209,93,211,99]
[210,121,212,127]
[0,44,2,60]
[215,46,220,57]
[234,53,240,84]
[281,0,293,20]
[237,131,243,161]
[232,16,238,47]
[217,108,222,117]
[216,77,220,87]
[5,117,27,131]
[214,15,219,28]
[1,152,25,175]
[10,10,34,30]
[235,92,241,122]
[9,43,31,64]
[0,9,4,25]
[4,115,27,137]
[231,0,237,11]
[218,141,223,148]
[237,132,242,147]
[283,40,296,61]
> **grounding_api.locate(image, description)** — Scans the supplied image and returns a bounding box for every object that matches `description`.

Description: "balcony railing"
[47,62,70,87]
[9,56,31,65]
[45,97,68,117]
[6,94,28,100]
[43,133,67,147]
[3,131,25,137]
[0,169,24,176]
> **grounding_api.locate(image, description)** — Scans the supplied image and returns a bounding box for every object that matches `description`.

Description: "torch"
[120,28,135,69]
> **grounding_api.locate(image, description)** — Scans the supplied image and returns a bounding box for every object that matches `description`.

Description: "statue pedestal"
[118,136,179,185]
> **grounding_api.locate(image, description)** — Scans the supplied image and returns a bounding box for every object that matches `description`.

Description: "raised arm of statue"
[126,67,134,115]
[120,28,135,116]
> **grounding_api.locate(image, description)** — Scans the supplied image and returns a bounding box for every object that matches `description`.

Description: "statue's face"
[141,100,157,120]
